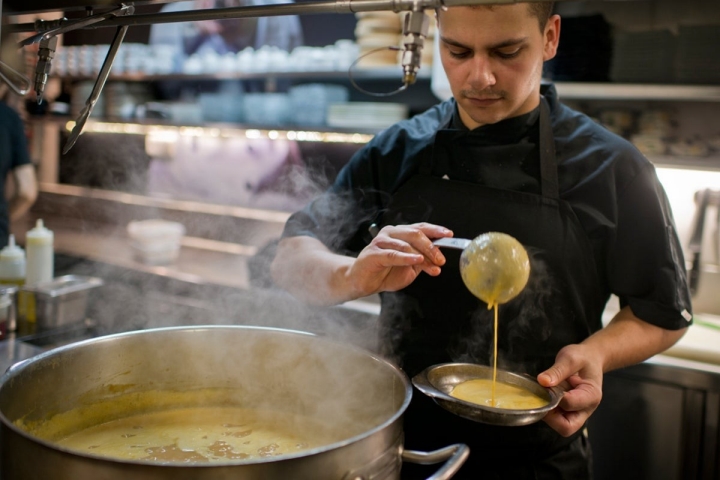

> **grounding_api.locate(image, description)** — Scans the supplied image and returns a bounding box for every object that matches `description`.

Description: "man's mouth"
[465,96,502,106]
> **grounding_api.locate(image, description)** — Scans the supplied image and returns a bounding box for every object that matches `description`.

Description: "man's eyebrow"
[440,36,529,50]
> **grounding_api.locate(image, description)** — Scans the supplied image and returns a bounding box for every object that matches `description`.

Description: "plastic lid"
[27,219,53,239]
[0,234,25,261]
[23,275,103,297]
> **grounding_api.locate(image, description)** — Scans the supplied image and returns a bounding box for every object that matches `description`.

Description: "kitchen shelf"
[59,70,720,101]
[555,82,720,102]
[42,118,720,167]
[649,155,720,171]
[54,67,431,83]
[45,117,380,142]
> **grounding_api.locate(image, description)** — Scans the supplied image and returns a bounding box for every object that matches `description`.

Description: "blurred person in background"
[149,0,304,96]
[0,85,38,248]
[149,0,304,57]
[0,28,38,248]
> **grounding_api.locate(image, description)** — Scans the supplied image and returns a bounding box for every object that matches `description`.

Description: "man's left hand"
[537,344,603,437]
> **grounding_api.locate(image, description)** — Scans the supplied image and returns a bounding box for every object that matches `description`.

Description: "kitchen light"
[65,121,375,144]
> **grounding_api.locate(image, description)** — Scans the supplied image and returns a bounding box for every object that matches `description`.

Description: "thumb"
[538,353,580,387]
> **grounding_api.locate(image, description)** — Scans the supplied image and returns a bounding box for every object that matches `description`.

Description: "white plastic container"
[25,220,54,286]
[0,235,26,286]
[127,219,185,265]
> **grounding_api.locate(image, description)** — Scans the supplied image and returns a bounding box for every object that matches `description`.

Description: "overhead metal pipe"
[6,0,572,33]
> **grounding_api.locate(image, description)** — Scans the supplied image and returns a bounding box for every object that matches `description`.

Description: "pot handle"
[401,443,469,480]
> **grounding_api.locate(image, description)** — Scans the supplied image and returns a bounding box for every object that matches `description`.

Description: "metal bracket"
[18,4,133,48]
[22,3,134,104]
[63,6,134,154]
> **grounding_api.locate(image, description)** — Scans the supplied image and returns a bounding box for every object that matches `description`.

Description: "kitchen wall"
[553,0,720,314]
[556,0,720,30]
[657,167,720,315]
[658,168,720,251]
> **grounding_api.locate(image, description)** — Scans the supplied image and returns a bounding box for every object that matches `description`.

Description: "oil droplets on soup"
[53,406,346,464]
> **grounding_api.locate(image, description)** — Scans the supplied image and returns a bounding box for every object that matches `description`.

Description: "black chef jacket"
[282,83,692,334]
[281,82,691,478]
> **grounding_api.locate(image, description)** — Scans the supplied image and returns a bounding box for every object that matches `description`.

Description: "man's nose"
[468,56,496,89]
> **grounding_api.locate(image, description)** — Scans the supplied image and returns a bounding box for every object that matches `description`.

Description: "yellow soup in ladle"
[459,232,530,306]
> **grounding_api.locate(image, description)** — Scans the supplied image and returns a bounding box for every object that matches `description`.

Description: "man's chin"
[465,109,507,128]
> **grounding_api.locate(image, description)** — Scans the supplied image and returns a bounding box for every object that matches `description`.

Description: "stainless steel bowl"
[412,363,564,427]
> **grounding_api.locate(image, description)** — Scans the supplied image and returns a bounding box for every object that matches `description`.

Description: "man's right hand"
[271,223,454,306]
[347,222,454,297]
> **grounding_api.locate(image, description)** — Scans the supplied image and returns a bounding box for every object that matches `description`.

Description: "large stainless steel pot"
[0,326,468,479]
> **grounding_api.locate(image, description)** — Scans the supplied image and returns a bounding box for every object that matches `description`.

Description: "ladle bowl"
[434,232,530,305]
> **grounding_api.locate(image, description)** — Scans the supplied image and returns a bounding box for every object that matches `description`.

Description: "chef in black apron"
[272,4,691,479]
[379,96,597,479]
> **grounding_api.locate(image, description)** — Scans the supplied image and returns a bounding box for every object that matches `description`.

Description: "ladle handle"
[433,238,471,250]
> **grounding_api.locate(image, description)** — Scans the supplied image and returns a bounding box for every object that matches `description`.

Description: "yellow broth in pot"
[16,388,362,464]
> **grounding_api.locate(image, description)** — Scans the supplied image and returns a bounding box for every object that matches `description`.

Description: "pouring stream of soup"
[458,233,532,407]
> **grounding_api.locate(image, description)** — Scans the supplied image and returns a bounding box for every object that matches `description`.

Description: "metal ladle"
[434,232,530,306]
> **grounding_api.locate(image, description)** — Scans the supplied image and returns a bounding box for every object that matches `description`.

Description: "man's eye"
[449,50,470,59]
[495,48,521,59]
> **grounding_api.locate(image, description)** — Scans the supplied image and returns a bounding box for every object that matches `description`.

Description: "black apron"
[376,99,603,479]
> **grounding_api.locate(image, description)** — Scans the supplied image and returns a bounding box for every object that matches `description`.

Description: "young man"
[271,3,691,478]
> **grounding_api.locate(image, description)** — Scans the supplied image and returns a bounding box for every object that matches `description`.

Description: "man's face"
[437,5,560,129]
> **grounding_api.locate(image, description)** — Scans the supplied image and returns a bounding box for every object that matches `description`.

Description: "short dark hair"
[528,2,555,30]
[436,3,555,32]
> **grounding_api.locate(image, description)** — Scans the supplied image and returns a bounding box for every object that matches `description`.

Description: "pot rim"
[0,325,413,468]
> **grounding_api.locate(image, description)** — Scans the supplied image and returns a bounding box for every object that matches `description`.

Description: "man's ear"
[543,14,561,61]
